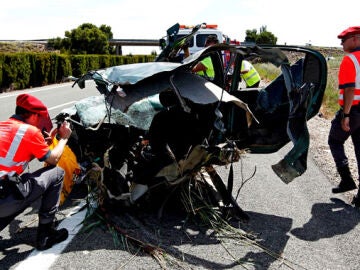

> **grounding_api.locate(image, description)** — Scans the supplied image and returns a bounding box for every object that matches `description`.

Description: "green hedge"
[0,53,156,91]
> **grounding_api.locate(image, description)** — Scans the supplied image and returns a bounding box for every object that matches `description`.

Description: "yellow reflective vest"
[241,60,261,87]
[197,57,215,79]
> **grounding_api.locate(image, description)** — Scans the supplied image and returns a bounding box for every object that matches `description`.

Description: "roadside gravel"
[308,113,359,202]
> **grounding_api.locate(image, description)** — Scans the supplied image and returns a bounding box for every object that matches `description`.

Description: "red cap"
[16,94,53,132]
[337,26,360,39]
[16,94,48,116]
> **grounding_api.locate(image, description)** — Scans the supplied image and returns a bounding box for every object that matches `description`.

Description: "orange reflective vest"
[0,117,49,178]
[338,52,360,106]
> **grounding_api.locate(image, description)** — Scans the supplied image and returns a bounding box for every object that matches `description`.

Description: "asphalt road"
[1,83,360,270]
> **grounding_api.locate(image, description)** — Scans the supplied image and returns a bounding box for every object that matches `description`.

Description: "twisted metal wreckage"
[54,24,327,243]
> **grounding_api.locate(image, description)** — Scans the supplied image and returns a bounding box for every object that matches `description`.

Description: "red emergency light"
[179,24,218,29]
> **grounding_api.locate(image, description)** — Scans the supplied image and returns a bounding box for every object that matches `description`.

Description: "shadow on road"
[7,185,355,269]
[1,197,296,270]
[0,196,76,270]
[239,211,293,269]
[55,208,294,269]
[291,197,360,241]
[0,206,44,269]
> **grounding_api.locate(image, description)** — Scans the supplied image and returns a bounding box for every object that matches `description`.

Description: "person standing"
[0,93,72,250]
[328,26,360,206]
[192,35,219,80]
[240,60,261,88]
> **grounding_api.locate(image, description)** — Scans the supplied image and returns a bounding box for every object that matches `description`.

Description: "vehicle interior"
[195,45,327,153]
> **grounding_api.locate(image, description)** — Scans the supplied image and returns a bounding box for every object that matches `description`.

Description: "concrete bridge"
[109,39,160,55]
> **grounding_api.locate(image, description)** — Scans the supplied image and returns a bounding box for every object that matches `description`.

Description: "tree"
[47,37,71,53]
[48,23,113,54]
[245,26,277,45]
[47,37,64,52]
[245,29,258,43]
[99,24,116,54]
[99,25,113,40]
[65,23,110,54]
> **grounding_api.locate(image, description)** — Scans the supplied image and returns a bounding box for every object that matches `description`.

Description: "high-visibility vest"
[0,118,49,178]
[338,52,360,106]
[241,61,261,87]
[197,57,215,79]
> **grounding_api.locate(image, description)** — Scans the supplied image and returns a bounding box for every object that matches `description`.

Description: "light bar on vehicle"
[229,39,240,45]
[179,24,218,29]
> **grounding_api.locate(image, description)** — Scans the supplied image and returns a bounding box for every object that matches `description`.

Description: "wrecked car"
[55,28,327,221]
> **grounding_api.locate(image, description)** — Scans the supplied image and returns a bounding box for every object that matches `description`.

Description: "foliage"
[254,62,280,82]
[245,25,278,45]
[0,54,3,87]
[99,25,113,40]
[70,55,90,77]
[47,37,67,53]
[2,53,32,89]
[30,53,61,86]
[245,29,257,43]
[0,52,156,91]
[48,23,113,55]
[57,54,73,77]
[321,56,342,117]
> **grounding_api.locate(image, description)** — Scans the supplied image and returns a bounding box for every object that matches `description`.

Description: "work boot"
[332,165,357,193]
[36,222,68,251]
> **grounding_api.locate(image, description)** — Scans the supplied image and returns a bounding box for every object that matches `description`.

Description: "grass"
[0,42,46,53]
[254,62,280,82]
[321,56,343,118]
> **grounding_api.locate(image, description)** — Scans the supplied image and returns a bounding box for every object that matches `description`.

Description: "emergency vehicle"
[176,24,229,55]
[158,23,241,68]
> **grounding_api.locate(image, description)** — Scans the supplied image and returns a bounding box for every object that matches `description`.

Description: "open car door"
[222,45,327,183]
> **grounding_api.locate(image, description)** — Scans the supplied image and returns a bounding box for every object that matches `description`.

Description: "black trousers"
[328,106,360,179]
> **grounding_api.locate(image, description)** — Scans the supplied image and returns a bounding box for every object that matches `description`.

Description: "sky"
[1,0,360,55]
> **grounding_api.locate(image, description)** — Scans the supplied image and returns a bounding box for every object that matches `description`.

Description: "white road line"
[0,83,74,99]
[15,200,87,270]
[48,101,77,111]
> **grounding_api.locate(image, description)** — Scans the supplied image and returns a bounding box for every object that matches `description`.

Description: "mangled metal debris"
[56,26,327,225]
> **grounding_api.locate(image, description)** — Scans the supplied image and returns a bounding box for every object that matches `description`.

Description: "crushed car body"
[56,26,327,220]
